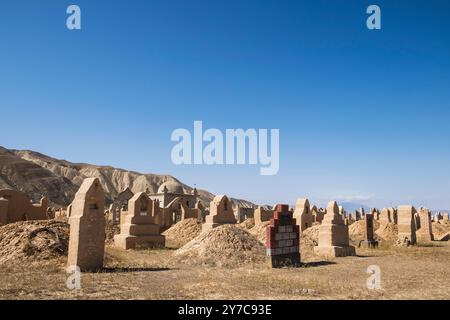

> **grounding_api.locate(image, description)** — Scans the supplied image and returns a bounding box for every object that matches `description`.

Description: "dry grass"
[1,240,450,300]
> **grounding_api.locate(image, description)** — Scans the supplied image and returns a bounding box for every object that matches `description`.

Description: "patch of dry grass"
[1,242,450,300]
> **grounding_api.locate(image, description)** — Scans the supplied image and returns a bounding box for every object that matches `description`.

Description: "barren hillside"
[0,146,254,208]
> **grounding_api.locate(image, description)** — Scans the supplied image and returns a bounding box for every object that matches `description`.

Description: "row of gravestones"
[265,201,441,267]
[255,200,386,232]
[67,177,197,270]
[66,178,240,271]
[106,192,206,228]
[66,177,166,271]
[265,201,356,268]
[262,199,442,242]
[0,174,442,271]
[65,178,443,271]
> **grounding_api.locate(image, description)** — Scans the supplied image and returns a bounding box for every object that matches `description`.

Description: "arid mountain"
[0,147,78,205]
[0,146,254,208]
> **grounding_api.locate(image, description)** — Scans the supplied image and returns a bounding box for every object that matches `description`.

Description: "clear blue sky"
[1,0,450,209]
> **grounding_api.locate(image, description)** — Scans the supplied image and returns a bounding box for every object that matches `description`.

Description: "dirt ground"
[1,241,449,300]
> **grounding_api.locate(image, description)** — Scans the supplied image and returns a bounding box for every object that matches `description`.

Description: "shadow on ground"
[301,261,336,268]
[101,266,173,273]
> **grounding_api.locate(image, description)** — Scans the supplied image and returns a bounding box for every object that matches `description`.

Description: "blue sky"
[1,0,450,209]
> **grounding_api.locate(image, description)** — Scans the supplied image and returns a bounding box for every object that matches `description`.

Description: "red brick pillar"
[266,204,301,268]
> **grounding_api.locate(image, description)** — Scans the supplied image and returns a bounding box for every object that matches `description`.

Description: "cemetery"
[0,178,450,299]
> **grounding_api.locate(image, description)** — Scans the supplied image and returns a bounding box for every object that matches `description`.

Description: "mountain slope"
[0,147,78,204]
[0,146,254,208]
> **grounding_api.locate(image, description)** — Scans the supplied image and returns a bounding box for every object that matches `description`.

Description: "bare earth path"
[1,242,449,300]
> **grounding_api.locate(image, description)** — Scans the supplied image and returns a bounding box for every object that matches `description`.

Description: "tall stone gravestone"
[391,208,398,224]
[359,213,378,248]
[397,205,417,246]
[355,210,361,221]
[379,208,391,224]
[266,204,301,268]
[293,198,312,231]
[360,208,366,220]
[254,206,274,226]
[416,208,434,242]
[67,178,106,271]
[312,206,324,223]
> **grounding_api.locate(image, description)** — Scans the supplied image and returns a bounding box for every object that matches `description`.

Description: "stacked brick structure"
[265,204,301,268]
